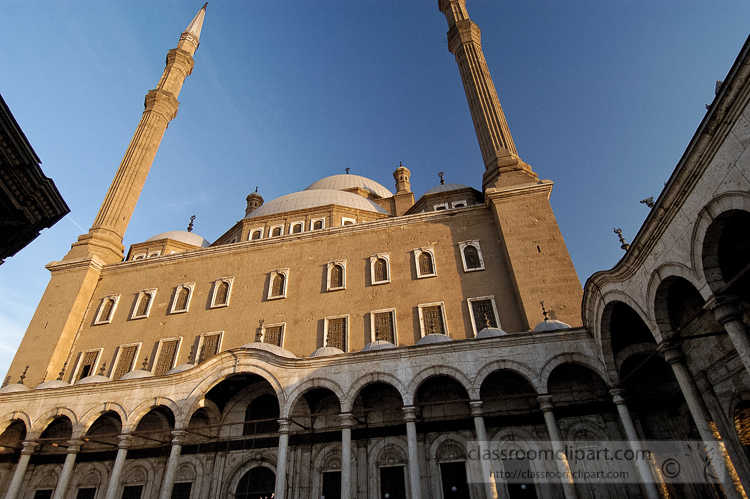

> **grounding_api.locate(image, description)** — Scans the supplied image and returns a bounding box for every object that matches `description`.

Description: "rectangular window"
[170,284,195,314]
[112,344,139,380]
[33,491,53,499]
[263,325,284,347]
[326,317,347,351]
[379,467,407,499]
[171,483,192,499]
[131,289,157,319]
[75,349,101,382]
[414,247,437,278]
[154,339,180,375]
[121,485,143,499]
[198,332,222,363]
[467,296,501,336]
[75,489,97,499]
[210,277,234,308]
[419,303,447,337]
[94,295,120,325]
[370,254,390,285]
[371,309,396,344]
[322,471,342,499]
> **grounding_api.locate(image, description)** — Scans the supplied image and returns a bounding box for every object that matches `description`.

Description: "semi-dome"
[533,319,571,332]
[416,333,454,345]
[166,364,195,375]
[242,342,297,358]
[0,383,30,394]
[76,375,111,385]
[34,380,70,390]
[119,370,155,380]
[246,190,388,218]
[146,231,210,248]
[305,174,393,198]
[309,346,345,357]
[476,326,508,338]
[361,340,397,352]
[424,183,471,195]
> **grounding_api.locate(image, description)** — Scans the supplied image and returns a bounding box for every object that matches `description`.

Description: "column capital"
[277,418,291,434]
[170,430,187,444]
[609,388,627,405]
[19,441,37,455]
[117,434,134,449]
[469,400,484,417]
[339,412,354,428]
[704,294,743,324]
[659,342,685,365]
[537,395,554,412]
[66,439,83,454]
[402,406,418,422]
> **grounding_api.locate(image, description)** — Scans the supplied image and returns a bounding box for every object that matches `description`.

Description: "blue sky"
[1,1,749,379]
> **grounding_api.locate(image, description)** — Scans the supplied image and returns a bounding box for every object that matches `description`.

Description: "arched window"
[251,230,262,240]
[374,258,388,283]
[175,287,190,311]
[418,252,434,275]
[463,245,481,269]
[271,273,285,297]
[98,298,115,323]
[235,467,276,499]
[313,220,324,230]
[215,281,229,306]
[330,264,343,288]
[292,223,302,234]
[271,226,282,237]
[133,291,155,319]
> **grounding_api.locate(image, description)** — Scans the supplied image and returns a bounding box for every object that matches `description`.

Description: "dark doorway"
[379,466,407,499]
[440,462,470,499]
[322,470,341,499]
[235,467,276,499]
[505,458,539,499]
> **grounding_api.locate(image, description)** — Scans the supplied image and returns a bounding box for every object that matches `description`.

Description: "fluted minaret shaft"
[68,4,207,263]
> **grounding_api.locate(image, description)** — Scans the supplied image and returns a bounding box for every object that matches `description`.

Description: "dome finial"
[56,362,66,381]
[99,362,107,376]
[187,214,196,232]
[142,357,149,370]
[614,228,630,251]
[345,167,350,175]
[19,365,29,385]
[540,301,549,321]
[438,172,445,185]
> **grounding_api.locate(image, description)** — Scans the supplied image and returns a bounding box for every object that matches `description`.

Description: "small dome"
[305,174,393,198]
[146,231,210,248]
[424,183,471,195]
[361,340,397,352]
[309,346,345,357]
[34,380,70,390]
[533,319,571,332]
[166,364,195,375]
[75,375,111,385]
[416,333,454,345]
[476,327,508,338]
[246,190,388,219]
[242,342,297,358]
[0,384,30,394]
[119,370,155,380]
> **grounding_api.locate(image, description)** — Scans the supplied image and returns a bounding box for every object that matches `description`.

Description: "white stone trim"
[261,322,286,348]
[467,295,501,337]
[268,269,290,300]
[324,314,350,351]
[289,221,305,234]
[93,294,120,325]
[196,331,224,363]
[451,199,467,208]
[152,336,183,373]
[414,246,437,278]
[72,347,103,382]
[341,216,356,226]
[433,202,449,211]
[370,253,391,285]
[326,260,347,291]
[132,253,146,261]
[249,228,264,240]
[459,240,485,272]
[269,224,284,237]
[109,342,142,379]
[147,251,161,258]
[369,308,398,344]
[169,283,195,314]
[417,301,448,338]
[311,217,326,230]
[131,288,157,319]
[210,277,234,308]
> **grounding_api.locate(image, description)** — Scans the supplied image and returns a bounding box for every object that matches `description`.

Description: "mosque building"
[1,2,749,499]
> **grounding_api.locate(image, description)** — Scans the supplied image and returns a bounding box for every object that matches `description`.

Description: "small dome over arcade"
[119,370,155,380]
[416,333,454,345]
[532,302,571,332]
[75,374,111,385]
[242,342,297,358]
[309,346,345,357]
[0,383,30,394]
[166,364,195,375]
[361,340,397,352]
[476,326,508,338]
[34,380,70,390]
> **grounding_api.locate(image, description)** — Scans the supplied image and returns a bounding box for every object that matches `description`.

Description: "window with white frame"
[131,289,157,319]
[73,348,102,382]
[290,221,304,234]
[341,217,356,226]
[268,269,289,299]
[270,225,283,237]
[467,296,500,336]
[327,260,346,291]
[370,254,390,285]
[414,247,437,278]
[94,294,120,325]
[111,343,141,380]
[169,283,195,314]
[433,202,449,211]
[261,322,285,347]
[451,200,467,208]
[459,240,485,271]
[210,277,234,308]
[418,302,448,337]
[133,254,146,261]
[250,229,263,240]
[148,251,161,258]
[324,315,349,351]
[370,308,397,344]
[197,331,223,364]
[311,218,325,230]
[153,337,181,375]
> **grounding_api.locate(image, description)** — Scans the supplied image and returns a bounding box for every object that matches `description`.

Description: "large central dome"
[304,174,393,198]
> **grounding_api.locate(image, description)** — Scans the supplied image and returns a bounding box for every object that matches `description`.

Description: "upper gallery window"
[370,254,391,285]
[169,283,195,314]
[459,241,485,272]
[467,296,500,336]
[341,217,356,226]
[327,260,346,291]
[270,225,283,237]
[311,218,325,230]
[250,229,263,240]
[261,323,285,347]
[370,308,397,344]
[94,294,120,325]
[418,302,448,337]
[325,315,349,352]
[434,202,449,211]
[111,343,141,380]
[268,269,289,300]
[131,289,157,320]
[197,331,223,364]
[73,348,103,382]
[450,200,467,209]
[291,222,304,234]
[153,337,181,375]
[414,247,437,278]
[210,277,234,308]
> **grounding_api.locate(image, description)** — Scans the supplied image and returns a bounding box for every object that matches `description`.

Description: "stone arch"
[125,397,181,433]
[29,466,60,491]
[74,402,128,438]
[283,377,346,417]
[691,191,750,288]
[121,459,157,498]
[0,411,31,435]
[652,273,708,339]
[345,371,408,412]
[68,462,108,494]
[598,290,659,370]
[406,365,475,405]
[540,353,609,393]
[185,399,221,427]
[221,454,277,499]
[367,435,410,498]
[30,407,78,437]
[614,342,659,374]
[600,298,659,383]
[473,359,541,395]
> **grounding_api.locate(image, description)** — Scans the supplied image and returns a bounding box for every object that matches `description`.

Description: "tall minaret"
[438,0,535,191]
[66,3,208,263]
[5,5,208,387]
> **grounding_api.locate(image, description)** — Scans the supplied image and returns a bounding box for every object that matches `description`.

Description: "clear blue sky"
[1,1,748,379]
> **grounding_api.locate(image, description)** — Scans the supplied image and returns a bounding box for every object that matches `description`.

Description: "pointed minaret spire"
[438,0,536,191]
[66,4,207,263]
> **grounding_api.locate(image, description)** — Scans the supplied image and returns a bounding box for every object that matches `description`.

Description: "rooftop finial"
[187,345,195,364]
[614,228,630,251]
[56,362,66,381]
[187,215,196,232]
[345,167,350,175]
[99,362,107,376]
[257,319,265,342]
[483,314,492,329]
[438,172,445,185]
[540,301,549,321]
[142,357,149,370]
[19,366,29,385]
[255,186,258,193]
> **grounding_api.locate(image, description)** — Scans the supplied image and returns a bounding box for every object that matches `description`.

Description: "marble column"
[538,396,578,499]
[402,406,422,499]
[609,389,661,499]
[707,295,750,377]
[470,401,497,499]
[662,343,746,498]
[340,413,354,499]
[4,441,37,499]
[274,419,291,499]
[104,435,133,499]
[51,439,82,499]
[158,430,186,499]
